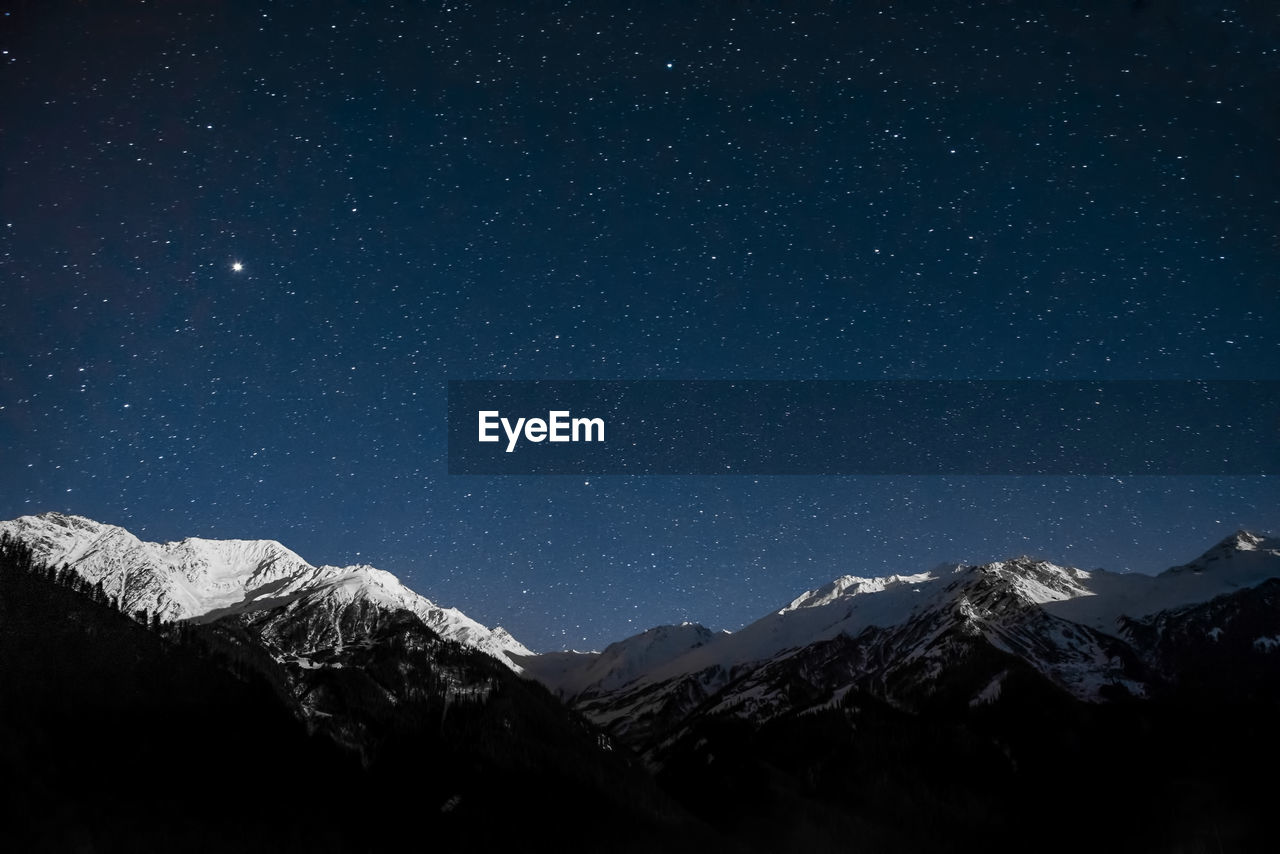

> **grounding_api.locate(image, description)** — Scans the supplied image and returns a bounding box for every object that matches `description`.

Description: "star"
[231,261,244,273]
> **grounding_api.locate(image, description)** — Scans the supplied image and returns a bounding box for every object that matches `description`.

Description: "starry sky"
[2,1,1278,651]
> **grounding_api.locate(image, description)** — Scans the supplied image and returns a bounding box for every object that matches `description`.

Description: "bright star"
[231,261,244,272]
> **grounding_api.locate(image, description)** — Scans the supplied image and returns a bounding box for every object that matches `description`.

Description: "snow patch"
[970,671,1007,707]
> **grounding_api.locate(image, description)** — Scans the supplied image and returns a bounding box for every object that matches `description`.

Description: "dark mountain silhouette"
[0,534,707,853]
[3,520,1279,851]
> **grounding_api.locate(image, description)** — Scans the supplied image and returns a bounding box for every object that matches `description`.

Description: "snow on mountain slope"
[562,558,1117,736]
[1044,531,1280,634]
[551,569,971,705]
[514,650,600,697]
[516,622,718,698]
[647,572,947,685]
[0,513,316,619]
[0,512,531,669]
[580,535,1276,701]
[869,558,1144,702]
[530,532,1280,739]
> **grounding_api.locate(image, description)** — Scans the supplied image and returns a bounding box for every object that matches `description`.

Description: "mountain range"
[519,529,1280,752]
[0,511,530,668]
[2,510,1278,852]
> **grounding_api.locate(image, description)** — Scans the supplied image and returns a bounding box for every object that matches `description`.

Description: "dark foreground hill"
[0,535,705,853]
[3,524,1280,852]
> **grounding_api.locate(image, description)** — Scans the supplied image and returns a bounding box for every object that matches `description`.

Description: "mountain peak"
[0,513,531,669]
[781,571,935,614]
[1225,529,1266,550]
[1171,529,1277,575]
[23,510,119,536]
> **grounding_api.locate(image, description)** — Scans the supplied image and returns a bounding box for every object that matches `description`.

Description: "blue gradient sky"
[3,1,1277,649]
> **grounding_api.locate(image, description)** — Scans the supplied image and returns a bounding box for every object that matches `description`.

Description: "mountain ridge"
[3,512,1278,851]
[519,528,1280,746]
[0,511,532,669]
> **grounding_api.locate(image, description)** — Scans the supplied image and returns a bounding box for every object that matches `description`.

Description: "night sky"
[3,1,1278,651]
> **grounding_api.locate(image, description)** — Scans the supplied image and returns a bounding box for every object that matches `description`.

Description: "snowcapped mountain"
[1043,529,1280,631]
[0,512,531,669]
[0,532,692,852]
[7,510,1278,755]
[518,622,719,699]
[526,531,1280,746]
[4,514,1278,849]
